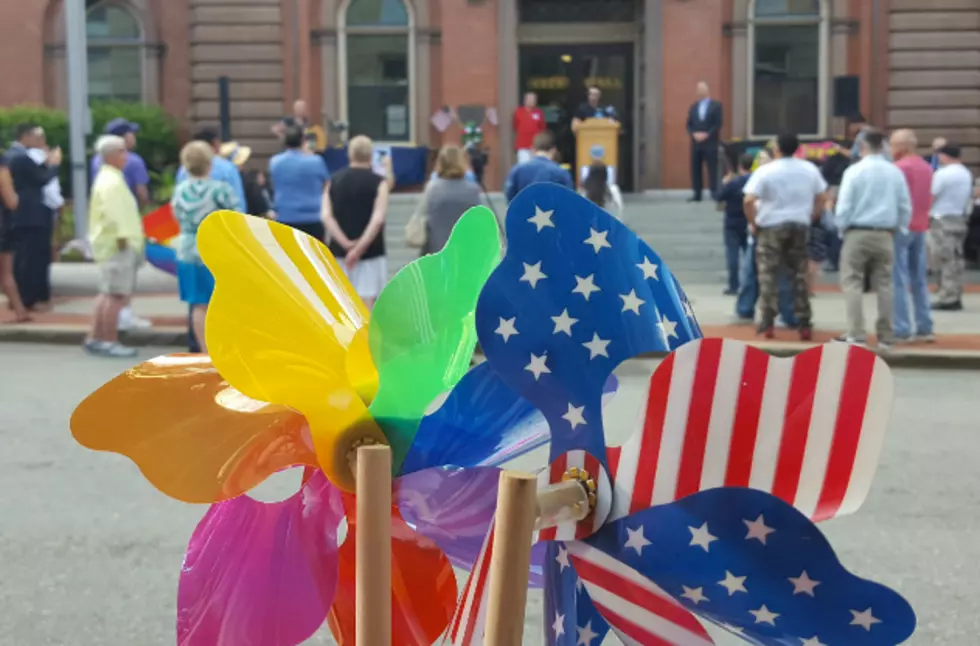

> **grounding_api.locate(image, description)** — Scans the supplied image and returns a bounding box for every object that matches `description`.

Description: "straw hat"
[219,141,252,167]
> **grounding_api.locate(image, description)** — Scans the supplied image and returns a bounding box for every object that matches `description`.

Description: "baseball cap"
[104,118,140,136]
[590,144,605,159]
[939,144,961,159]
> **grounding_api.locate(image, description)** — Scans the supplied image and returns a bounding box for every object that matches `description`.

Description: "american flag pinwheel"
[449,183,916,645]
[71,205,619,646]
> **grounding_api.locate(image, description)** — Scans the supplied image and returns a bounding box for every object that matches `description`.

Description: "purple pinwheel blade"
[575,487,916,646]
[395,466,501,572]
[400,361,619,475]
[543,542,609,646]
[475,183,702,468]
[177,470,344,646]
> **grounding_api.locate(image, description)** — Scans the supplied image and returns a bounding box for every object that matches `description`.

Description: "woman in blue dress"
[172,141,240,353]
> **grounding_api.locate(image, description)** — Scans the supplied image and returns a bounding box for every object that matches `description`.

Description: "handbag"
[405,183,431,249]
[405,211,427,248]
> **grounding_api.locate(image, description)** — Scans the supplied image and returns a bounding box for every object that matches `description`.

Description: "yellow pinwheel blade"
[199,212,387,491]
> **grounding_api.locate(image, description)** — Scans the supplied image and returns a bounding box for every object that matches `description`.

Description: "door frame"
[498,0,664,191]
[518,42,636,190]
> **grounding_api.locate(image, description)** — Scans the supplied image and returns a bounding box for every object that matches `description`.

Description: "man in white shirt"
[743,133,827,340]
[834,129,912,348]
[929,144,973,310]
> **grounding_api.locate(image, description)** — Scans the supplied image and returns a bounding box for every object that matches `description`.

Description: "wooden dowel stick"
[484,471,539,646]
[355,444,391,646]
[535,479,591,530]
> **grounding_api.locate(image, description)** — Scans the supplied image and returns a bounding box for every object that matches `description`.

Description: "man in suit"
[687,81,723,202]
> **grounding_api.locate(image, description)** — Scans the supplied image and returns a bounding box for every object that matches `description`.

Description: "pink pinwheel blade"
[177,470,344,646]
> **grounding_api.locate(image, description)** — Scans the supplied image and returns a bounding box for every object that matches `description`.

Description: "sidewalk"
[2,263,980,367]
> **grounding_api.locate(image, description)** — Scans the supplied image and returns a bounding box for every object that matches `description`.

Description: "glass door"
[519,43,634,190]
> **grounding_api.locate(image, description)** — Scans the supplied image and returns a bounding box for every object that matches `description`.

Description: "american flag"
[606,339,894,523]
[543,542,610,646]
[575,487,916,645]
[476,183,702,466]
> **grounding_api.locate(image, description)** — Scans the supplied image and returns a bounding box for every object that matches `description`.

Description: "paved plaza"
[1,344,978,644]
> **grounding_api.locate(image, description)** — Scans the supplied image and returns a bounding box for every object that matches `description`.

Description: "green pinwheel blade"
[367,205,502,471]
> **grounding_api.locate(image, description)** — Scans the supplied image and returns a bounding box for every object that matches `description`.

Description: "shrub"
[0,102,180,201]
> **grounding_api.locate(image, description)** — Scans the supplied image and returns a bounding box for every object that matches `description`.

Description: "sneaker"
[893,336,914,345]
[757,324,775,340]
[877,342,893,353]
[917,333,936,344]
[83,340,110,355]
[723,288,738,296]
[99,342,138,358]
[799,326,813,342]
[833,334,867,345]
[931,300,963,311]
[119,309,152,330]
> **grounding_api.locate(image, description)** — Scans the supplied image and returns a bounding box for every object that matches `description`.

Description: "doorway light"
[560,54,572,63]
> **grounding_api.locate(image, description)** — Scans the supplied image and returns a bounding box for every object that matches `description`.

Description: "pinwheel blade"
[475,184,701,468]
[577,487,916,645]
[199,211,385,492]
[401,363,619,475]
[176,470,344,646]
[543,542,610,646]
[606,339,894,523]
[368,206,502,471]
[70,354,316,504]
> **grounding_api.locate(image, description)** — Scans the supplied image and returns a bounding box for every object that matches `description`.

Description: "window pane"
[753,24,819,135]
[347,35,410,142]
[519,0,637,22]
[86,5,141,39]
[87,46,142,102]
[753,0,820,17]
[346,0,409,26]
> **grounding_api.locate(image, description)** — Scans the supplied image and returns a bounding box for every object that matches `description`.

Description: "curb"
[4,328,980,370]
[0,326,188,348]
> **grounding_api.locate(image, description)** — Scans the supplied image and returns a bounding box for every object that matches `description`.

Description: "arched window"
[340,0,414,143]
[749,0,827,137]
[86,1,145,102]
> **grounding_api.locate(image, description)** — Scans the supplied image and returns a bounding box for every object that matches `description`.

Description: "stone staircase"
[382,194,729,286]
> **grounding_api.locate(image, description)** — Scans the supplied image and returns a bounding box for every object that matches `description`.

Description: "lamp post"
[65,0,91,240]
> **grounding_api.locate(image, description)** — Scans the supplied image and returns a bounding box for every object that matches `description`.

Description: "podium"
[575,118,620,186]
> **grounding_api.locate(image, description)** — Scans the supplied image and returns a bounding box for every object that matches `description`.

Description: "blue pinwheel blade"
[400,361,619,475]
[475,183,702,464]
[578,487,916,645]
[544,542,610,646]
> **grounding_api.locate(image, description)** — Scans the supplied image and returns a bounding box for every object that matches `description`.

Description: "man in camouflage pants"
[743,133,828,340]
[929,144,973,311]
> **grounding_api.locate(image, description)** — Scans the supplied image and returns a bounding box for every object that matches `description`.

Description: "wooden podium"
[575,118,620,186]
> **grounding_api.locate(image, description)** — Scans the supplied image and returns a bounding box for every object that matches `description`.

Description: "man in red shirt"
[890,128,934,342]
[513,92,546,165]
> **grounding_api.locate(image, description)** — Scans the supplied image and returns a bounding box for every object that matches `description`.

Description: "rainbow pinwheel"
[71,206,593,645]
[72,182,917,646]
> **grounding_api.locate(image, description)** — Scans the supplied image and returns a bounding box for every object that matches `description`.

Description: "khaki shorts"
[99,247,141,296]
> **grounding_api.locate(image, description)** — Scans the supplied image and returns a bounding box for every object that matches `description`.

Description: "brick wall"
[0,0,48,107]
[433,0,500,189]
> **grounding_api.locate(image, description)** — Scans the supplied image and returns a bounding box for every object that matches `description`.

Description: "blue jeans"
[187,306,200,352]
[892,230,933,338]
[736,237,798,326]
[724,225,748,292]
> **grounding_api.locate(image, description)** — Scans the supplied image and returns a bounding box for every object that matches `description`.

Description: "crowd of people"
[716,123,980,349]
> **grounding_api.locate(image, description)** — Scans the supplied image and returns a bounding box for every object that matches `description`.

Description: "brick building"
[1,0,978,190]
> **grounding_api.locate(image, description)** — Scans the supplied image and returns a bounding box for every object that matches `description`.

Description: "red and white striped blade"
[537,450,612,542]
[606,339,893,523]
[446,520,495,645]
[567,542,715,646]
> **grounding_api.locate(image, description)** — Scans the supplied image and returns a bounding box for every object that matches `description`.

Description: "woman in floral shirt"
[172,141,240,353]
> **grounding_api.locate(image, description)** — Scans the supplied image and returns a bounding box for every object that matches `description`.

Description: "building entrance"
[519,43,634,190]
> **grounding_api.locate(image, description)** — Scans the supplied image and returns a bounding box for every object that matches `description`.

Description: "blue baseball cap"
[590,144,605,159]
[104,118,140,136]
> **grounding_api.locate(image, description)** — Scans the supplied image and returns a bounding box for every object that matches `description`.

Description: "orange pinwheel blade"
[327,493,457,645]
[198,212,387,492]
[70,354,317,504]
